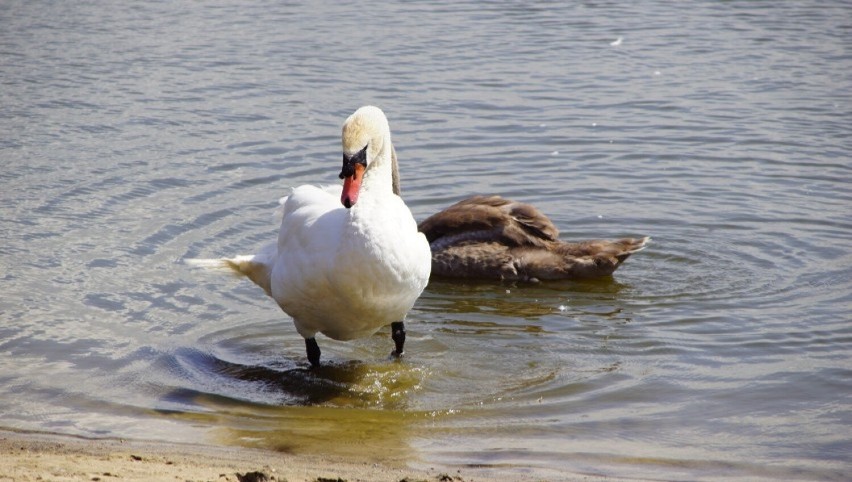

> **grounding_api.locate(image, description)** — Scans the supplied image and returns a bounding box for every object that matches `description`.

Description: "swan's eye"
[339,144,368,179]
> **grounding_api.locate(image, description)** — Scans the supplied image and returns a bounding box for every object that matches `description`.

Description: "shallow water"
[1,0,851,479]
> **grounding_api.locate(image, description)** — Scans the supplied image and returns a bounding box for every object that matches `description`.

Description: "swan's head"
[339,106,390,208]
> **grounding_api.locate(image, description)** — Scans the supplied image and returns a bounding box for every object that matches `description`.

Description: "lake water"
[1,1,850,479]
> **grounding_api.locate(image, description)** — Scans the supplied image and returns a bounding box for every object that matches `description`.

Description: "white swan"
[189,106,432,366]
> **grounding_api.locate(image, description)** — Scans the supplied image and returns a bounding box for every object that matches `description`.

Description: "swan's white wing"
[275,184,342,222]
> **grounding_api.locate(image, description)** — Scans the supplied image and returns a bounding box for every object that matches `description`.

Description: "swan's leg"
[305,338,321,367]
[391,321,406,357]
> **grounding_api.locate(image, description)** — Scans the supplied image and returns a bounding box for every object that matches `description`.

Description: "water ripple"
[1,0,850,479]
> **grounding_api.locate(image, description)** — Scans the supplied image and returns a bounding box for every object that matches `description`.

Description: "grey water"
[1,1,850,479]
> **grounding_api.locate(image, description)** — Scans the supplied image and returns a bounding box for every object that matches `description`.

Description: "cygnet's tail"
[612,236,651,263]
[185,244,275,296]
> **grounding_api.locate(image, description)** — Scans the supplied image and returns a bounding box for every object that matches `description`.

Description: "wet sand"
[0,429,620,482]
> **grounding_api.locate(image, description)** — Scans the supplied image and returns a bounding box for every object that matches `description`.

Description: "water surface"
[1,1,850,480]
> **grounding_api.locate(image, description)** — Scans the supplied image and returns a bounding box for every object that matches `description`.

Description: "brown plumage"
[418,195,649,282]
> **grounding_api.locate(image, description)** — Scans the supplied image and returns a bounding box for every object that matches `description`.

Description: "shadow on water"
[150,347,431,462]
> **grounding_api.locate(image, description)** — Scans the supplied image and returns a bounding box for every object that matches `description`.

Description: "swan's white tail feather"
[185,254,273,296]
[185,257,235,271]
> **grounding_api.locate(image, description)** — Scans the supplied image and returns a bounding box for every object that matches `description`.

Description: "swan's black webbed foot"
[305,337,321,367]
[390,321,406,358]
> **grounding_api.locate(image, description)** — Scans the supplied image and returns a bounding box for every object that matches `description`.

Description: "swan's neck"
[390,143,401,196]
[361,138,399,199]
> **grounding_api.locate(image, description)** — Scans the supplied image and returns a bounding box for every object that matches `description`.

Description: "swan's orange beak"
[341,163,365,209]
[340,145,368,209]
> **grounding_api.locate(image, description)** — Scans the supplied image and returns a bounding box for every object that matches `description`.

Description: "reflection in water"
[424,277,631,315]
[153,350,438,462]
[156,347,429,409]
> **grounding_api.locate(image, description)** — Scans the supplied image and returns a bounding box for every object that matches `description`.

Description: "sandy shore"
[0,429,613,482]
[0,429,434,482]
